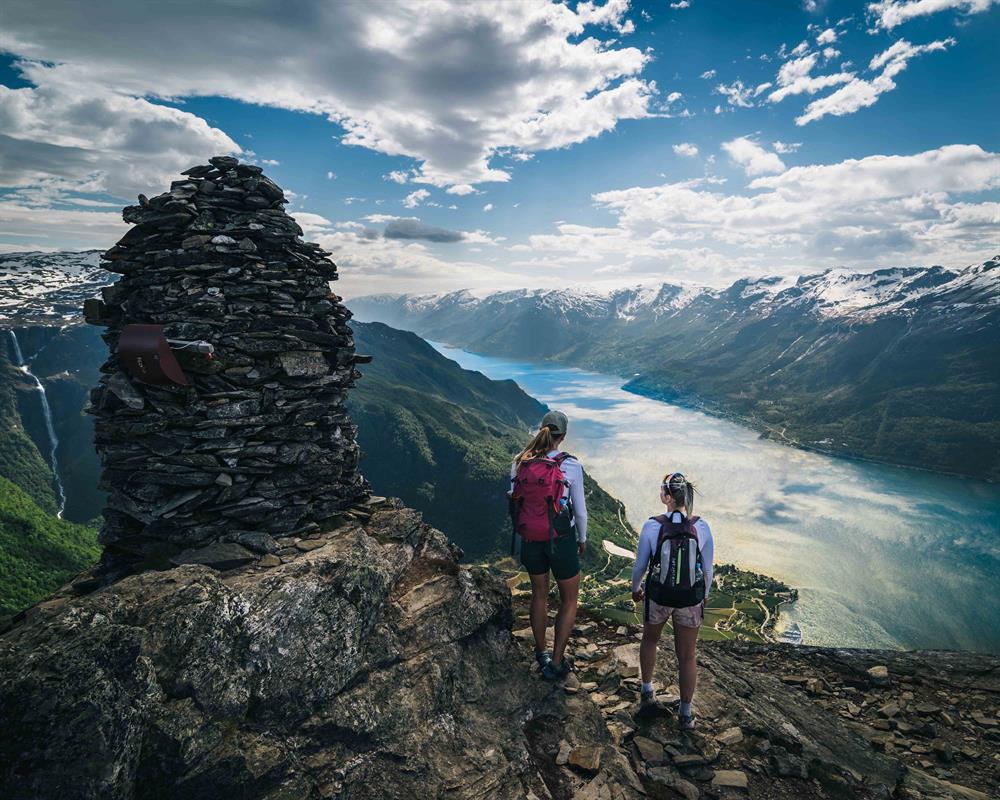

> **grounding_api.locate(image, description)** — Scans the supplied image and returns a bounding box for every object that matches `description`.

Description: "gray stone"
[568,744,602,772]
[647,767,699,800]
[867,665,890,686]
[170,542,256,570]
[711,769,748,789]
[716,726,744,746]
[633,735,664,764]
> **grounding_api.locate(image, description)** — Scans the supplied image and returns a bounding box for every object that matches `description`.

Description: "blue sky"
[0,0,997,295]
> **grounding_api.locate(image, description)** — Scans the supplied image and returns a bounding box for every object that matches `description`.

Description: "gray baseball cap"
[541,409,568,436]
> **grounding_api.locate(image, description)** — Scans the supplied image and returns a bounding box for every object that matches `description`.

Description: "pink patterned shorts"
[645,599,705,629]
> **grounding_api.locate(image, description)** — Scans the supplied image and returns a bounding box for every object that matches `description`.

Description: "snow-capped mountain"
[353,257,1000,481]
[355,258,998,333]
[0,251,107,323]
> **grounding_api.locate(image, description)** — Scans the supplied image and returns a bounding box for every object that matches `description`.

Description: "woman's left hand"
[578,541,586,556]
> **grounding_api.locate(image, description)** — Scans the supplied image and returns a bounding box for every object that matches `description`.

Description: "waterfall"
[7,330,66,518]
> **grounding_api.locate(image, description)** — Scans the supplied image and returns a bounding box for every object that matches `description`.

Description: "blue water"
[432,343,1000,653]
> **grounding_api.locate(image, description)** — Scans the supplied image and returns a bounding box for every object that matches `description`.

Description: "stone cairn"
[86,155,369,575]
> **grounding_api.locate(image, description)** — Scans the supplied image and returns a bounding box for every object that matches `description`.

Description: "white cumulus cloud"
[402,188,430,208]
[797,38,954,124]
[767,53,854,103]
[673,142,699,157]
[0,83,240,200]
[0,0,656,192]
[715,80,755,107]
[867,0,998,29]
[520,144,1000,284]
[721,137,787,176]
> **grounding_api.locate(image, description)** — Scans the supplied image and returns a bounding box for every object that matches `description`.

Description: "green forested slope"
[0,336,58,514]
[0,476,99,622]
[351,322,635,560]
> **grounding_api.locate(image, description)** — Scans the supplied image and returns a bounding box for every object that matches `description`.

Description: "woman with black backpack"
[509,410,588,681]
[631,472,714,729]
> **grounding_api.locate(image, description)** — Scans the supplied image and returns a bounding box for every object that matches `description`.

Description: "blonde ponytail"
[515,425,561,465]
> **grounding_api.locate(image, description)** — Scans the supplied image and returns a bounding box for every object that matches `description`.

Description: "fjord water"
[432,343,1000,653]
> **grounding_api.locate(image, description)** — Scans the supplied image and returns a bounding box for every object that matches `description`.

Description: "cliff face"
[0,499,644,800]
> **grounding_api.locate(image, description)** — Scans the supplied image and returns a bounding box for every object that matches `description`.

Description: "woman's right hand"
[632,588,644,603]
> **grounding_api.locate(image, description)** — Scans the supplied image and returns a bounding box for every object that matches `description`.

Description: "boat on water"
[778,622,803,645]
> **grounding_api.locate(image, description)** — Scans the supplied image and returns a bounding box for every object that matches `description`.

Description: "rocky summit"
[2,505,998,799]
[87,156,368,574]
[0,498,644,799]
[506,602,999,800]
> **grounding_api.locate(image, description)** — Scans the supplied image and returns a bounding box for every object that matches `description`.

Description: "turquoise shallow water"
[431,343,1000,653]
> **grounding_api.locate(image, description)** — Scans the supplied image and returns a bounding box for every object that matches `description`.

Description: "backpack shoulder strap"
[553,451,574,464]
[648,515,671,570]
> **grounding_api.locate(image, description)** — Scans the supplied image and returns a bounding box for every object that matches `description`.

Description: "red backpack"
[510,452,573,548]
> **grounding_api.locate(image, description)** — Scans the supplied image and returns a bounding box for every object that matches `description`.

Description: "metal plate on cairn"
[116,323,189,386]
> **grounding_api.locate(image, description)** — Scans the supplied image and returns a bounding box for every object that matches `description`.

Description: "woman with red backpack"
[509,410,587,681]
[631,472,714,729]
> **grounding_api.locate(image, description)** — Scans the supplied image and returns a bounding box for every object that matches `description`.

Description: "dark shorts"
[519,534,580,581]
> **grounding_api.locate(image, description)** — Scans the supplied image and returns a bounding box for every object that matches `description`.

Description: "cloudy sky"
[1,0,998,296]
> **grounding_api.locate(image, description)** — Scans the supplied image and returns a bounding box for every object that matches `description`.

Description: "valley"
[351,257,1000,482]
[0,305,795,640]
[427,343,1000,653]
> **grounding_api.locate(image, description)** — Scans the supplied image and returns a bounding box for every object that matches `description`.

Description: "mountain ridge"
[351,257,1000,481]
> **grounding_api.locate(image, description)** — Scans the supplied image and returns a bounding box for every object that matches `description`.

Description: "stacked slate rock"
[88,155,369,573]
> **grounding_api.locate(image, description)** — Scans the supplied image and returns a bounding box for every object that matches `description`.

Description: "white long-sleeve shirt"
[631,512,714,597]
[510,450,588,543]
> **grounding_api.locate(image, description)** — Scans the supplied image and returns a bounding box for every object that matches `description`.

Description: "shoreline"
[431,338,995,485]
[621,381,995,486]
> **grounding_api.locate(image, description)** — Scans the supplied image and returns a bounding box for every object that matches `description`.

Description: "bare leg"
[528,572,550,654]
[551,573,580,665]
[640,620,667,684]
[674,621,699,704]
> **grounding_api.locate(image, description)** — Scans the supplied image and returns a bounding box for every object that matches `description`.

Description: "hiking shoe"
[535,650,552,669]
[541,660,572,681]
[677,712,696,731]
[637,689,665,717]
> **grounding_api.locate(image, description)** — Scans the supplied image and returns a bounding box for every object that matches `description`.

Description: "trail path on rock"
[510,594,1000,800]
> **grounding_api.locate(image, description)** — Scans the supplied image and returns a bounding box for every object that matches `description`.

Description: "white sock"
[641,681,654,693]
[679,701,692,716]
